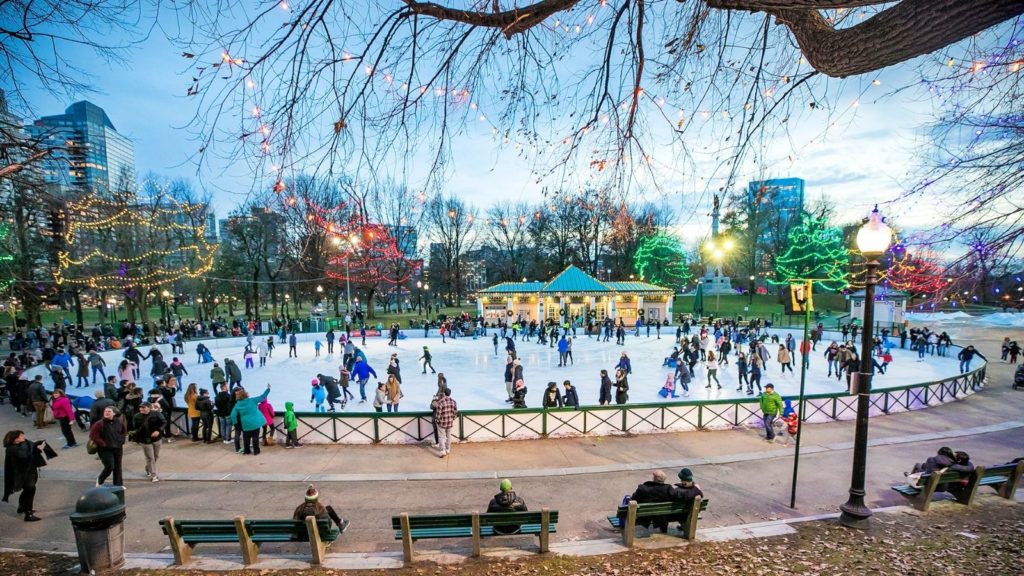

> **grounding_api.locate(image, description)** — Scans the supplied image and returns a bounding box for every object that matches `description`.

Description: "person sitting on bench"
[624,470,677,533]
[938,451,976,497]
[672,468,704,536]
[293,485,350,534]
[486,478,528,534]
[906,446,956,479]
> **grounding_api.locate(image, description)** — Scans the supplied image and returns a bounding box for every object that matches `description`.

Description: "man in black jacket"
[133,402,165,482]
[317,374,343,412]
[628,470,677,532]
[214,383,234,443]
[486,478,527,534]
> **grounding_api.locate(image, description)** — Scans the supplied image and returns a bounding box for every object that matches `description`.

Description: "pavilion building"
[476,265,674,324]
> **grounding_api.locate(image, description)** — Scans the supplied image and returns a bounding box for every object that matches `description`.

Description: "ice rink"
[53,326,971,412]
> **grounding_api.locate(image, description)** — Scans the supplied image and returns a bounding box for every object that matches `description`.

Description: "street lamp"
[345,234,359,312]
[839,205,892,529]
[161,289,172,326]
[416,280,423,314]
[748,275,756,305]
[196,298,204,322]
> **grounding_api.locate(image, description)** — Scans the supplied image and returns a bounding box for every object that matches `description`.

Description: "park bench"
[891,460,1023,512]
[160,515,340,566]
[392,509,557,564]
[606,497,707,547]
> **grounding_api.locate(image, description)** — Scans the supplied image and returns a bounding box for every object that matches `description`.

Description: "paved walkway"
[0,327,1021,558]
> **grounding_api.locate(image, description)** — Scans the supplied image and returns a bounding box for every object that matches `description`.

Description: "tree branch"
[767,0,1024,77]
[401,0,581,37]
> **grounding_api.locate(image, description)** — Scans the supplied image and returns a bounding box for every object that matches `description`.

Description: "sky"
[12,4,957,248]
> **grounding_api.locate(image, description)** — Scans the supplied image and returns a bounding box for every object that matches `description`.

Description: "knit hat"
[305,485,319,501]
[782,399,794,417]
[678,468,693,482]
[499,479,513,493]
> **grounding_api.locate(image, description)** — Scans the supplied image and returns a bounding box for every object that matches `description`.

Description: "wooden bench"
[606,497,707,547]
[160,515,340,566]
[392,509,557,564]
[892,461,1024,511]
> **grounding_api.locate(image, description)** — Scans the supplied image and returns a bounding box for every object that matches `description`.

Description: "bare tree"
[424,194,478,306]
[484,201,532,282]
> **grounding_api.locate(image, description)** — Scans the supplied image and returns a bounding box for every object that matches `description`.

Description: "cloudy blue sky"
[13,5,958,246]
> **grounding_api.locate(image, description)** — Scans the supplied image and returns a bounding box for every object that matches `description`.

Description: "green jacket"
[759,391,783,416]
[210,366,226,384]
[283,401,297,431]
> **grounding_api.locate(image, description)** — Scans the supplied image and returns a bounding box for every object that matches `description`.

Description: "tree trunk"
[73,291,84,328]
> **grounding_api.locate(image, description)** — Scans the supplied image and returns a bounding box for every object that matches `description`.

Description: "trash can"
[69,486,127,574]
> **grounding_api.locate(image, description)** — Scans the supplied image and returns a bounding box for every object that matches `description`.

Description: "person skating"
[419,346,436,374]
[958,345,986,374]
[288,332,298,357]
[542,381,564,408]
[614,368,629,405]
[503,356,515,403]
[225,358,242,390]
[317,373,343,411]
[351,358,377,404]
[598,369,612,405]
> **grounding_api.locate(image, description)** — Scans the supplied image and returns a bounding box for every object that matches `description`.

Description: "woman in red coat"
[50,389,78,448]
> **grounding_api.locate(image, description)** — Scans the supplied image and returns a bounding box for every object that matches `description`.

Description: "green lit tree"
[772,214,850,292]
[633,233,693,290]
[0,223,14,293]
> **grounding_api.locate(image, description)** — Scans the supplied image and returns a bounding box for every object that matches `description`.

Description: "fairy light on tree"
[772,213,850,291]
[54,190,215,324]
[633,232,694,289]
[882,248,947,301]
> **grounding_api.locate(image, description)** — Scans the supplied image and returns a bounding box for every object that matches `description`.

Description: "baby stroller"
[1013,365,1024,391]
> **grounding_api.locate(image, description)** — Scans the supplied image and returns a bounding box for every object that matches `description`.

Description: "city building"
[25,101,136,195]
[477,265,673,323]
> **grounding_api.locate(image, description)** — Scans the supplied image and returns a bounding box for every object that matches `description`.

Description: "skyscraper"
[25,101,136,195]
[747,177,805,238]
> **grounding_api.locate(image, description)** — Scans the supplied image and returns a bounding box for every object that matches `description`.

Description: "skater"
[288,332,298,358]
[542,381,563,408]
[314,340,322,357]
[225,358,242,390]
[385,374,402,412]
[736,352,749,391]
[419,346,436,374]
[310,379,326,413]
[705,350,721,389]
[557,336,568,367]
[338,366,354,403]
[614,368,629,405]
[615,352,632,375]
[598,369,613,405]
[326,329,335,355]
[562,380,579,409]
[256,339,268,367]
[196,342,211,364]
[317,373,343,412]
[492,333,499,357]
[351,358,377,403]
[88,351,107,384]
[660,373,679,398]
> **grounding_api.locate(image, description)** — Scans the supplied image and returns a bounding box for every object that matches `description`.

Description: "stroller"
[1013,365,1024,391]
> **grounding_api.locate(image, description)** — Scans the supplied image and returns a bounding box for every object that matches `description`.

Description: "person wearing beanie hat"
[759,383,784,442]
[293,484,349,534]
[672,468,704,536]
[418,346,436,374]
[309,378,326,413]
[486,478,528,534]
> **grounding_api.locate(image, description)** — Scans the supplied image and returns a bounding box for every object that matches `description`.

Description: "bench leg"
[163,516,192,566]
[685,497,701,542]
[234,515,259,566]
[400,513,414,565]
[998,461,1024,499]
[953,468,983,506]
[910,474,943,512]
[305,515,326,565]
[471,512,481,558]
[539,508,550,554]
[623,500,637,548]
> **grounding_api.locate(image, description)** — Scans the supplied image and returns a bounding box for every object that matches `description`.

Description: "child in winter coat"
[659,373,678,398]
[309,379,325,412]
[283,401,302,448]
[372,382,386,412]
[258,397,275,446]
[780,401,799,447]
[314,340,323,357]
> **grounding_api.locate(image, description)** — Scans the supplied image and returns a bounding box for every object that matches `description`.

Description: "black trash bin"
[69,486,126,574]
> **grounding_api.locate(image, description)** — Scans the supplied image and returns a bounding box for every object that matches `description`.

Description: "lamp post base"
[838,498,873,529]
